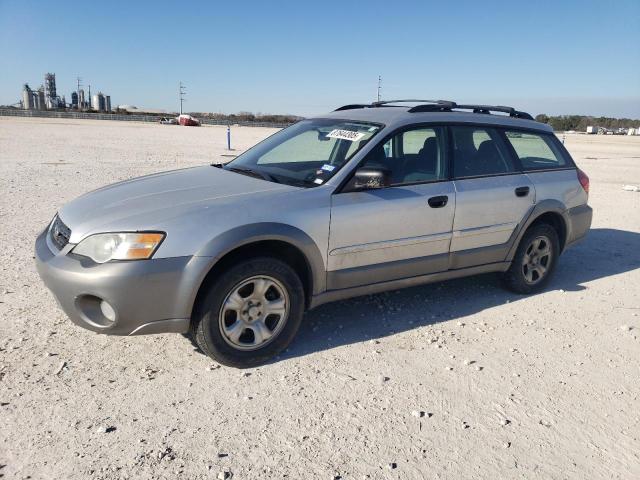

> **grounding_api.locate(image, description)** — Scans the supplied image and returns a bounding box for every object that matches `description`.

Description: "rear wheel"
[191,257,305,368]
[502,223,559,294]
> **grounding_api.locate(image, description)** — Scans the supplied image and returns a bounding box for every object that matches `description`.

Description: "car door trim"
[453,221,518,238]
[329,231,452,256]
[450,221,519,253]
[326,252,450,290]
[314,261,511,309]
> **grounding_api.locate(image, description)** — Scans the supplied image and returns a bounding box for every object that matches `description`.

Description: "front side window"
[451,126,516,178]
[504,131,567,170]
[360,126,447,185]
[225,119,381,187]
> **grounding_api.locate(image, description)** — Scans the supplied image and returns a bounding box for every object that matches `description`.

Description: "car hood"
[59,165,294,243]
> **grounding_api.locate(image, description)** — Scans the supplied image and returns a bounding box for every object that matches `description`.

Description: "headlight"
[71,232,165,263]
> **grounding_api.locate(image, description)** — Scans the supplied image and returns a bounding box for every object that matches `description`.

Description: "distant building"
[18,73,112,112]
[91,92,106,111]
[44,72,59,109]
[78,89,86,110]
[22,84,34,110]
[36,86,45,110]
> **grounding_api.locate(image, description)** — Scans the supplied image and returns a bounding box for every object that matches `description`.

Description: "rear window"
[504,131,567,170]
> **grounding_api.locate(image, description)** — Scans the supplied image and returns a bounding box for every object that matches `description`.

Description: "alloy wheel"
[522,236,552,285]
[218,275,289,351]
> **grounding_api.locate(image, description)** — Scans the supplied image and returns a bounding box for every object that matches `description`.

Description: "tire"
[190,257,305,368]
[502,223,560,294]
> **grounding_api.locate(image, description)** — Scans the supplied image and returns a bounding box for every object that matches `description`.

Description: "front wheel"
[191,257,305,368]
[502,224,560,294]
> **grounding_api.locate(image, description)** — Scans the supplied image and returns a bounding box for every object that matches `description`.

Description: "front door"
[328,126,456,290]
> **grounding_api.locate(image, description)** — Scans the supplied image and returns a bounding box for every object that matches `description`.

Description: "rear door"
[328,126,455,289]
[449,125,535,267]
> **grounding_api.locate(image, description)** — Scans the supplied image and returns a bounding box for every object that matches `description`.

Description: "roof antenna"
[376,75,382,102]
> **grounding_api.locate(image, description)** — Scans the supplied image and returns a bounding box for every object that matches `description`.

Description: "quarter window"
[451,126,516,178]
[360,127,447,185]
[504,131,567,170]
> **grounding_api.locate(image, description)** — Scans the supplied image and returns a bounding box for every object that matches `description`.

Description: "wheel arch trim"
[191,223,326,308]
[506,200,570,262]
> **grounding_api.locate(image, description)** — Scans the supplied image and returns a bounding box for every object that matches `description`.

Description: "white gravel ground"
[1,117,639,480]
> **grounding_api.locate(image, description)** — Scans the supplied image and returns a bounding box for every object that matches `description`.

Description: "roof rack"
[334,99,533,120]
[370,99,452,107]
[454,104,534,120]
[334,99,454,111]
[333,103,371,111]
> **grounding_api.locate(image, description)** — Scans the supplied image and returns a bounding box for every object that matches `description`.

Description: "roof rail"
[407,101,458,113]
[370,99,452,107]
[455,104,534,120]
[334,100,534,120]
[333,104,371,111]
[334,99,456,111]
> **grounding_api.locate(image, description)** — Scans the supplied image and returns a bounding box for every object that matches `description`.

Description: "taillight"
[577,168,589,194]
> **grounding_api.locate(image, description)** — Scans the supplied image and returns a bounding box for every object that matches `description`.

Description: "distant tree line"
[535,114,640,131]
[190,111,301,124]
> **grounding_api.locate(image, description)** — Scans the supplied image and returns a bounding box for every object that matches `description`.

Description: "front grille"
[49,215,71,251]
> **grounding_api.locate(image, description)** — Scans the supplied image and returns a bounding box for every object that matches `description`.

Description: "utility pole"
[377,75,382,102]
[179,81,186,115]
[88,84,91,110]
[76,76,82,110]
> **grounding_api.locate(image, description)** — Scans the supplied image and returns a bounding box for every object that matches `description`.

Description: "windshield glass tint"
[225,119,381,187]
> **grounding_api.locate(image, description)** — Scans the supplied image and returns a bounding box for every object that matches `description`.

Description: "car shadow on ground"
[277,228,640,361]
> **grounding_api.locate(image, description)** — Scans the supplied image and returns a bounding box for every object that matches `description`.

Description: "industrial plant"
[20,73,112,112]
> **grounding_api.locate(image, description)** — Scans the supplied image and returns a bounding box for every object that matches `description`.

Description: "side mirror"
[347,167,391,191]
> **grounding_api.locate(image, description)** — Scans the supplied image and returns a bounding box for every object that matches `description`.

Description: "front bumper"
[35,230,209,335]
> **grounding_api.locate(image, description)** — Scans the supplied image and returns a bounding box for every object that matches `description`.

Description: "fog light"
[75,295,116,328]
[100,300,116,322]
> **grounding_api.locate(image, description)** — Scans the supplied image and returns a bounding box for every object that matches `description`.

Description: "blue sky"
[1,0,639,117]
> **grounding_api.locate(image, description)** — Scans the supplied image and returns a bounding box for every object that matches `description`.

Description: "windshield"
[224,119,382,187]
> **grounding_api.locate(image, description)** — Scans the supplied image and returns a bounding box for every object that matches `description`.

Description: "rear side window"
[451,126,516,178]
[504,131,567,170]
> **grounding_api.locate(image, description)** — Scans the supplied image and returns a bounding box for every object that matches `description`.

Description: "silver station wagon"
[35,100,592,367]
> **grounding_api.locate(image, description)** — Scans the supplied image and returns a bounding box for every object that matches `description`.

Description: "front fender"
[194,222,326,295]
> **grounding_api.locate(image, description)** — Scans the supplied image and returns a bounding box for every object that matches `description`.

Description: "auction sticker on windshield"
[327,129,366,142]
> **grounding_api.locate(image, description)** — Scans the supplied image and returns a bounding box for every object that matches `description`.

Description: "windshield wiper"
[225,166,280,183]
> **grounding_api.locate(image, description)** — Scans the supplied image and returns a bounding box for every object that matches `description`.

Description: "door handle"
[515,186,530,197]
[428,195,448,208]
